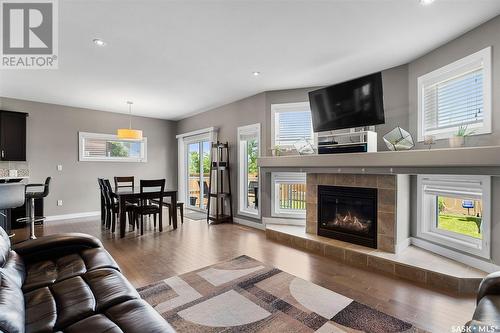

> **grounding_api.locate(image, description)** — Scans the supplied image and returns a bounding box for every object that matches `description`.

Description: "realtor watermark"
[1,0,58,69]
[451,324,499,332]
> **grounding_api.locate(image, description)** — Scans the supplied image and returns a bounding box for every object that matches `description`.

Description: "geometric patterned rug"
[138,255,428,332]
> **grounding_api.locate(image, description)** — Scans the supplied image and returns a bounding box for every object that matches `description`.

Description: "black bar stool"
[17,177,51,239]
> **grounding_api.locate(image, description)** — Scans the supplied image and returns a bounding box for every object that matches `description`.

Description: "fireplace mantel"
[258,146,500,175]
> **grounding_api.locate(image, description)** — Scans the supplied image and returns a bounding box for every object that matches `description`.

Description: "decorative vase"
[449,136,465,148]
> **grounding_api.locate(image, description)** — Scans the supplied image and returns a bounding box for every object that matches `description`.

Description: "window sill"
[418,124,491,142]
[238,209,260,219]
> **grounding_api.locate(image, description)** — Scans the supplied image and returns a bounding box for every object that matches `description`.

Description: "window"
[237,124,260,217]
[79,132,147,162]
[271,102,316,149]
[271,172,306,219]
[417,175,490,259]
[417,47,492,141]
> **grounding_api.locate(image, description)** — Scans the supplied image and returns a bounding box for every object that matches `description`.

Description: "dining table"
[115,188,178,238]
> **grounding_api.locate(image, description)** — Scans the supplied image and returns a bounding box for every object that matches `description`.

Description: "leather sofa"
[0,227,174,333]
[467,272,500,332]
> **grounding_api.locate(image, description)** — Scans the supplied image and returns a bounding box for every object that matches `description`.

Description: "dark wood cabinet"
[0,111,28,161]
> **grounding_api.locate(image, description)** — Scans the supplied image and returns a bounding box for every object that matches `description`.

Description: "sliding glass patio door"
[186,140,211,211]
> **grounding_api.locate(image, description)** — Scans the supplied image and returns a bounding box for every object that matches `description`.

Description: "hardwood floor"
[13,217,475,332]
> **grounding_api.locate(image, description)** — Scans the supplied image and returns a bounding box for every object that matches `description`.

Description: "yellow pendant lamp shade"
[117,128,143,140]
[117,101,143,140]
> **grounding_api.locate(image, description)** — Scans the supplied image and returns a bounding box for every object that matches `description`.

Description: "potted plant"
[449,125,474,148]
[270,145,283,157]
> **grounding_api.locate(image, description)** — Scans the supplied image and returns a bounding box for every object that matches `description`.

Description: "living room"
[1,1,500,332]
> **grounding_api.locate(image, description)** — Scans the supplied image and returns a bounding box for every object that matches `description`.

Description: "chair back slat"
[114,176,135,192]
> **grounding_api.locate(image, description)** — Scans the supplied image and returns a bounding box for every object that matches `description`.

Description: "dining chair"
[164,201,184,225]
[134,179,165,235]
[114,176,134,192]
[97,178,106,226]
[102,179,136,233]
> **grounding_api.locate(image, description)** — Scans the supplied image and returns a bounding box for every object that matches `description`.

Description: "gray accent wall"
[0,97,177,216]
[177,66,410,223]
[176,93,267,223]
[409,15,500,148]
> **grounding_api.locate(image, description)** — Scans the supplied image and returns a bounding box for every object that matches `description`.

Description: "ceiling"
[1,0,500,120]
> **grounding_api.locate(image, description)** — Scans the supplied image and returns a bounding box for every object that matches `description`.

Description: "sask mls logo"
[1,0,58,69]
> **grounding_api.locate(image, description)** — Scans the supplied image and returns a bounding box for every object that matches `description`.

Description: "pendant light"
[117,101,143,140]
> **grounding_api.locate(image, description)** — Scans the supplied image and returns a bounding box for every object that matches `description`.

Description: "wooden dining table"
[115,188,178,238]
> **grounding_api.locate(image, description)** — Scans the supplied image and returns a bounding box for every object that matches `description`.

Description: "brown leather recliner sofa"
[0,227,174,333]
[467,272,500,332]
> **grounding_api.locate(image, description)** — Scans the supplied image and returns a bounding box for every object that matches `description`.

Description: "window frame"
[416,174,491,259]
[78,132,147,162]
[271,102,317,150]
[417,46,492,142]
[271,172,307,219]
[237,123,261,218]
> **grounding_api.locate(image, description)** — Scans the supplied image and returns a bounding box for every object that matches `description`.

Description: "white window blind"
[417,47,491,141]
[272,102,314,147]
[424,68,483,132]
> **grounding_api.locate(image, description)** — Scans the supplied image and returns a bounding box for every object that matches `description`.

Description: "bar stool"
[17,177,51,240]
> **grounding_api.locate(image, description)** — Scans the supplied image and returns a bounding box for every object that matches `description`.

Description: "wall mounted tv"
[308,72,385,132]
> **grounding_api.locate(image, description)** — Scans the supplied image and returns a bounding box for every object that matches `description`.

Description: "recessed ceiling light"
[252,71,261,76]
[419,0,435,5]
[93,38,106,47]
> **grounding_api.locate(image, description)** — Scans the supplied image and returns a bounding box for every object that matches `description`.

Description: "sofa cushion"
[23,247,119,292]
[64,300,176,333]
[25,286,57,333]
[0,227,12,268]
[0,273,25,333]
[473,295,500,326]
[25,268,140,333]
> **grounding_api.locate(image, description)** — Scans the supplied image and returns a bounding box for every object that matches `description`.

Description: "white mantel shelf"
[258,146,500,175]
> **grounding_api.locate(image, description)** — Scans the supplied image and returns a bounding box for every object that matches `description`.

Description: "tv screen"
[309,72,385,132]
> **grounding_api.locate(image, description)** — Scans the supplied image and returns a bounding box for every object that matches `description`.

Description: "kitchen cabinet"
[0,111,28,161]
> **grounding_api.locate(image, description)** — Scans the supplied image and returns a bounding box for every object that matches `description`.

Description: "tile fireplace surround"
[306,173,409,253]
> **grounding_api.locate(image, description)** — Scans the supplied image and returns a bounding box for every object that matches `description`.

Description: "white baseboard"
[233,217,266,230]
[46,211,101,222]
[410,237,500,273]
[262,217,306,227]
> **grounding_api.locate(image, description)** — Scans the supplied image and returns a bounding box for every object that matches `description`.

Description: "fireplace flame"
[332,211,370,232]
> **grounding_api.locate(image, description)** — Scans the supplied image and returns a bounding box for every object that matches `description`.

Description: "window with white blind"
[271,102,316,148]
[417,175,491,259]
[417,47,492,141]
[79,132,147,162]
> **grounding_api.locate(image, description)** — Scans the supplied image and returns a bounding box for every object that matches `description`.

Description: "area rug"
[183,210,207,221]
[138,255,426,333]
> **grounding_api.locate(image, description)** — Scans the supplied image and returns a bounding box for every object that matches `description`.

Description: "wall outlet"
[57,165,63,171]
[57,200,63,206]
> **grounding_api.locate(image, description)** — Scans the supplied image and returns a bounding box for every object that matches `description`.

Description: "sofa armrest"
[477,272,500,304]
[13,233,103,262]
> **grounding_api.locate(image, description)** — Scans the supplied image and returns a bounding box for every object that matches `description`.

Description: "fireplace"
[317,185,377,248]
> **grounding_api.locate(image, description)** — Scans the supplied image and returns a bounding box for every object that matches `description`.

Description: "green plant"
[456,125,475,137]
[272,145,283,156]
[108,142,129,157]
[438,197,446,213]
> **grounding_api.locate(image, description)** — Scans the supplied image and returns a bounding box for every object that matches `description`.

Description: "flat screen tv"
[309,72,385,132]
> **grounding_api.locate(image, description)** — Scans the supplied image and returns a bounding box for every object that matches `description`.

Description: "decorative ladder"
[206,141,233,224]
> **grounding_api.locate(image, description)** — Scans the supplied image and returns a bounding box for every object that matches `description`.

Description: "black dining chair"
[114,176,140,206]
[102,179,136,233]
[133,179,165,235]
[98,178,106,226]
